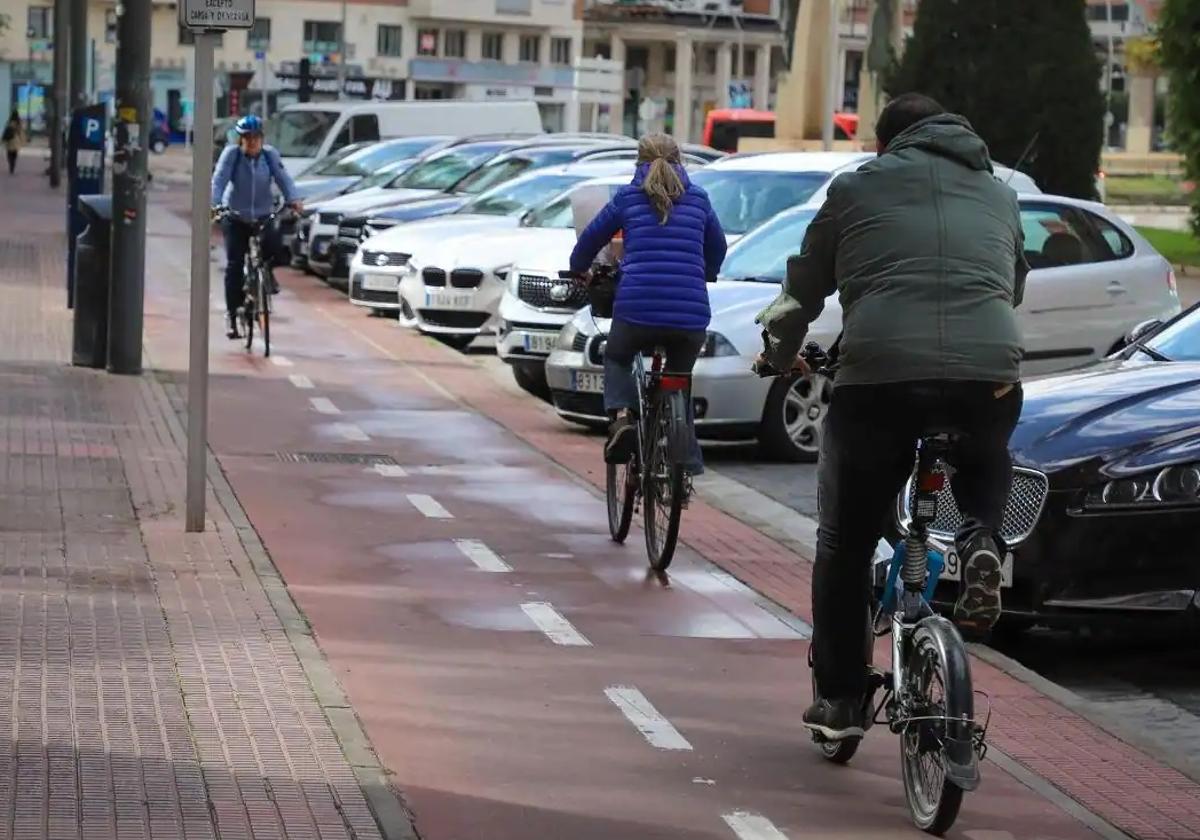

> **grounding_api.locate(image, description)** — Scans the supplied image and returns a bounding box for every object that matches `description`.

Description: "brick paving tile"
[0,175,384,839]
[303,276,1200,840]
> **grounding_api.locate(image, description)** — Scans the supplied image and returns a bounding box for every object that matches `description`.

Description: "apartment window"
[496,0,532,12]
[1088,2,1129,21]
[703,46,718,75]
[303,21,342,54]
[482,31,504,61]
[519,34,540,63]
[550,37,572,66]
[444,29,466,58]
[377,25,403,57]
[664,45,675,73]
[416,28,438,56]
[104,9,116,43]
[247,18,270,51]
[27,6,51,38]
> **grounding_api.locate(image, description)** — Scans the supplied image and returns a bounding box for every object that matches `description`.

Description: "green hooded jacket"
[756,113,1027,386]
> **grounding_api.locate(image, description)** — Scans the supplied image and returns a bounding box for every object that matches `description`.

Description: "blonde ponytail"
[638,133,685,224]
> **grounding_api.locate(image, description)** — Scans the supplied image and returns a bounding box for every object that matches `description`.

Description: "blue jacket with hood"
[569,163,726,332]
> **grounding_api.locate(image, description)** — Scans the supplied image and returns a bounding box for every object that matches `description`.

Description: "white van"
[267,100,543,175]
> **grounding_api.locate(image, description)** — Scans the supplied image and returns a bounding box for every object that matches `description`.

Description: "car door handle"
[1106,282,1127,296]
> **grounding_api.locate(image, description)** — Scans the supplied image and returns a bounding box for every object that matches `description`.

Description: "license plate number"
[523,333,557,354]
[425,290,472,309]
[361,273,397,292]
[571,371,604,393]
[939,549,1014,588]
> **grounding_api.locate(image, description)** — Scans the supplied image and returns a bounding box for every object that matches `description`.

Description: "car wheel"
[759,372,832,462]
[151,138,167,154]
[512,362,551,402]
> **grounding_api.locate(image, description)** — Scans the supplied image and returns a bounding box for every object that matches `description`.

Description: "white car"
[347,160,636,314]
[544,194,1181,461]
[498,152,1041,397]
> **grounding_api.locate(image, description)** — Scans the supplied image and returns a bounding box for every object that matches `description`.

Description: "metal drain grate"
[276,452,398,466]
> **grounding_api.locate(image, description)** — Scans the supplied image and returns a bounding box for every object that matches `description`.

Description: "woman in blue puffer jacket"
[569,133,727,471]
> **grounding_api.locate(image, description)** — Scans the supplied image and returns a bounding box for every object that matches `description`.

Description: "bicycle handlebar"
[211,205,296,227]
[753,334,834,379]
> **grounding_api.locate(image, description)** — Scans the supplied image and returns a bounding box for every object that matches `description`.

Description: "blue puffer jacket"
[570,163,726,331]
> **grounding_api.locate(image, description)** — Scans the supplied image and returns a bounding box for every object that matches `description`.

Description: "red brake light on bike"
[659,374,690,392]
[918,471,945,493]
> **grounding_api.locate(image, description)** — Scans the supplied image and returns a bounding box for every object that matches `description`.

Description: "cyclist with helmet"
[211,114,302,339]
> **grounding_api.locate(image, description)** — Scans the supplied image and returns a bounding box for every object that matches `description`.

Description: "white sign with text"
[180,0,254,31]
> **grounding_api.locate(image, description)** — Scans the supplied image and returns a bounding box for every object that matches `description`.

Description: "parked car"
[544,194,1181,460]
[291,135,452,202]
[347,160,636,316]
[885,300,1200,631]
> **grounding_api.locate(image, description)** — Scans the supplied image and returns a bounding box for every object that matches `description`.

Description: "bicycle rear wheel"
[901,617,973,836]
[642,396,685,572]
[606,457,636,544]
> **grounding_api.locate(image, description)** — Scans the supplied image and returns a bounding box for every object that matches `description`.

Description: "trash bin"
[72,195,113,368]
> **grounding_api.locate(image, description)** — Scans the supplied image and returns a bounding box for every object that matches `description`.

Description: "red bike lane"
[127,232,1129,840]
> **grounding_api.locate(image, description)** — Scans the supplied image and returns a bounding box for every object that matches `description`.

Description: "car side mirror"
[1124,318,1163,348]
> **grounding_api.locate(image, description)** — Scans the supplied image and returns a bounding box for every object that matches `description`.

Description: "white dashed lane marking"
[309,397,341,415]
[521,602,591,646]
[604,686,692,751]
[454,539,511,572]
[369,464,408,478]
[722,812,790,840]
[331,423,369,442]
[270,354,294,367]
[408,494,452,519]
[288,374,314,389]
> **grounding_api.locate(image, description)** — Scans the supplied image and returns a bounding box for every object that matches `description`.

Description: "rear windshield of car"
[720,209,818,282]
[392,144,513,191]
[321,138,446,177]
[691,169,830,235]
[460,173,586,216]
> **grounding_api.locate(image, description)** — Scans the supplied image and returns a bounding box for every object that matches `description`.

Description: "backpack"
[2,125,14,143]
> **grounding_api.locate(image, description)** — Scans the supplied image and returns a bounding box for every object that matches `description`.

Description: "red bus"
[702,108,860,153]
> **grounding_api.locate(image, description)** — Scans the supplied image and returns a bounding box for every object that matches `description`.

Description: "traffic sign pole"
[180,0,252,532]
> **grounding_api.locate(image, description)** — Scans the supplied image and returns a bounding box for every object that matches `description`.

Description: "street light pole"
[1105,0,1116,148]
[822,0,839,150]
[50,0,67,188]
[25,30,35,134]
[337,0,347,101]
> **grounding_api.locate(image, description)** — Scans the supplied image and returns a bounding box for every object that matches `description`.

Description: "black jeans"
[812,380,1023,700]
[6,150,16,174]
[603,319,706,472]
[222,217,280,316]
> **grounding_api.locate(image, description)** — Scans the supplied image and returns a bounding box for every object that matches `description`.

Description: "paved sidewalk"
[0,175,390,837]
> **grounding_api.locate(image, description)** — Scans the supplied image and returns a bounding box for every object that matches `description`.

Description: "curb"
[147,370,422,840]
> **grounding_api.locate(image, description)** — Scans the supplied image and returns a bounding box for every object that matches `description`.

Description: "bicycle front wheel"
[901,617,974,836]
[258,266,271,358]
[606,458,636,544]
[642,398,685,572]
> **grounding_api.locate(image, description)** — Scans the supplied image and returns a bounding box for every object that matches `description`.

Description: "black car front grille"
[361,250,410,268]
[337,224,359,240]
[517,273,588,310]
[551,390,606,420]
[423,267,447,287]
[450,269,484,289]
[572,332,588,352]
[319,212,342,225]
[901,468,1049,547]
[418,310,489,329]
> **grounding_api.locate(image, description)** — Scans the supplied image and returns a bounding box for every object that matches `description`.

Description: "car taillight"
[1169,267,1178,294]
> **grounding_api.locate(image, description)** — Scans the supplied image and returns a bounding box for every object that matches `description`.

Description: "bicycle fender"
[915,616,980,792]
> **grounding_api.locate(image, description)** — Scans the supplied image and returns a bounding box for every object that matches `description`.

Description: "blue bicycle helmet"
[235,114,263,136]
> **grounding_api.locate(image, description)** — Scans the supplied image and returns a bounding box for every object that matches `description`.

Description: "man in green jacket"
[756,94,1027,741]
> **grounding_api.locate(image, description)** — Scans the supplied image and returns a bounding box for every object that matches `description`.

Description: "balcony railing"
[586,0,779,19]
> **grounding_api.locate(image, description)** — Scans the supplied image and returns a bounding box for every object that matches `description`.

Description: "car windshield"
[691,169,830,235]
[344,159,415,192]
[523,183,622,228]
[301,142,370,177]
[459,173,586,216]
[1140,306,1200,361]
[720,210,817,282]
[393,147,504,191]
[318,138,442,177]
[453,147,589,195]
[266,110,338,159]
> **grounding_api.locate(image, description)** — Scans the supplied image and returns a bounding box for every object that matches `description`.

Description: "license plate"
[571,370,604,394]
[425,290,472,309]
[523,333,557,354]
[313,241,329,257]
[361,273,398,292]
[939,549,1014,588]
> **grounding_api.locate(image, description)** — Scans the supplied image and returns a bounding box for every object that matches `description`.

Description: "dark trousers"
[6,150,16,174]
[812,380,1023,700]
[222,217,280,316]
[603,319,706,472]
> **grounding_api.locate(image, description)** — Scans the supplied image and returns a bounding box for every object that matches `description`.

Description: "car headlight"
[1083,463,1200,508]
[558,321,581,352]
[700,332,739,358]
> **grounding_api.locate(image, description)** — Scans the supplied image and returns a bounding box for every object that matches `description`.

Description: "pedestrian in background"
[3,111,24,175]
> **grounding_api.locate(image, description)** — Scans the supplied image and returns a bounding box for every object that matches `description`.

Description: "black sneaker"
[604,414,636,465]
[802,698,864,741]
[226,313,240,340]
[268,271,281,295]
[953,537,1003,638]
